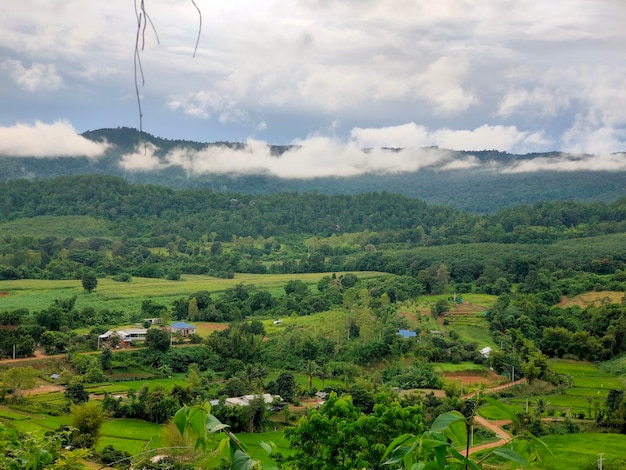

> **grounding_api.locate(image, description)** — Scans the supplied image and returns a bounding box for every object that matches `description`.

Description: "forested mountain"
[1,175,625,285]
[0,127,624,212]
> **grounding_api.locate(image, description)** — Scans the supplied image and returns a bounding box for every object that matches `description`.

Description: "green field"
[479,359,626,419]
[0,215,112,238]
[0,272,387,313]
[535,433,626,469]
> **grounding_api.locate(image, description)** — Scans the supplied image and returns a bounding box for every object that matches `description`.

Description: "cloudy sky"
[1,0,626,175]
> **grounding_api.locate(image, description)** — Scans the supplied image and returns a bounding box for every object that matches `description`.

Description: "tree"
[70,401,105,448]
[100,347,113,371]
[146,328,171,353]
[65,381,90,405]
[435,263,450,293]
[430,299,450,318]
[382,397,550,469]
[0,422,89,469]
[174,402,268,469]
[285,393,425,470]
[81,271,98,292]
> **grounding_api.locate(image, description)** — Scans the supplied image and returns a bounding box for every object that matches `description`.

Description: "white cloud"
[0,121,109,157]
[1,1,626,154]
[350,123,550,152]
[503,153,626,173]
[414,56,477,115]
[167,89,248,123]
[2,59,63,92]
[115,123,625,178]
[118,143,166,171]
[122,137,457,179]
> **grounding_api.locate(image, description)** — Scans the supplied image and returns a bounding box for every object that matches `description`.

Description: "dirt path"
[462,378,526,400]
[464,378,527,456]
[467,416,512,455]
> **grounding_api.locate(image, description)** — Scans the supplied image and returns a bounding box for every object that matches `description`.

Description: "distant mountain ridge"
[0,127,624,213]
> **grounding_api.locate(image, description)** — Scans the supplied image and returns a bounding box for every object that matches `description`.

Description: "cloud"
[502,153,626,173]
[1,1,626,154]
[167,90,248,123]
[118,143,167,171]
[2,59,63,92]
[414,56,477,115]
[119,136,459,178]
[0,121,109,157]
[112,118,624,177]
[350,123,550,152]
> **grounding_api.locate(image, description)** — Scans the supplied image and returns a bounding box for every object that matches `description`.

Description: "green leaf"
[430,411,466,442]
[383,444,413,465]
[206,413,230,434]
[526,432,554,457]
[232,449,258,470]
[449,448,481,470]
[217,437,231,460]
[187,406,208,436]
[260,441,274,456]
[381,433,413,462]
[482,396,520,426]
[194,435,206,451]
[492,447,530,467]
[173,406,188,437]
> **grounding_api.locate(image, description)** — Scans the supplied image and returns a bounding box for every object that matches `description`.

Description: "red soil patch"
[23,384,64,395]
[444,369,503,386]
[0,291,9,297]
[450,301,487,315]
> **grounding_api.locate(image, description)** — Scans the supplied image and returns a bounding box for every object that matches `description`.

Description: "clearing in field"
[559,290,624,308]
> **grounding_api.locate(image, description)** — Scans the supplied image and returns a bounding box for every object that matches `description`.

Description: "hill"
[0,127,624,212]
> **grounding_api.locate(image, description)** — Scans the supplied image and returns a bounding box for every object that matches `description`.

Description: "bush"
[112,273,132,282]
[97,445,132,469]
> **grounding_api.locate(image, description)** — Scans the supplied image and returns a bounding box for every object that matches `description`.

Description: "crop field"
[479,359,626,419]
[0,215,112,238]
[536,433,626,469]
[0,271,387,313]
[413,293,497,349]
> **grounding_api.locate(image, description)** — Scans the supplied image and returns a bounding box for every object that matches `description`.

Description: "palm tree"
[317,363,332,390]
[302,360,319,391]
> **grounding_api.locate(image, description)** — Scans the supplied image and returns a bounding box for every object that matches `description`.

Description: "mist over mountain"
[0,127,624,213]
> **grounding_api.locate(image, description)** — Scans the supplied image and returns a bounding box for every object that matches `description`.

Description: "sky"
[1,0,626,177]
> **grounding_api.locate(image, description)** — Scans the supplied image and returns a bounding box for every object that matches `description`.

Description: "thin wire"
[133,0,201,139]
[190,0,202,58]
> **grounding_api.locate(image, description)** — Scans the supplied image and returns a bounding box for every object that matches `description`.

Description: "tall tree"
[81,271,98,292]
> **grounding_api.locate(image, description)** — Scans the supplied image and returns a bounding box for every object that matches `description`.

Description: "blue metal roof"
[170,321,196,329]
[397,329,417,338]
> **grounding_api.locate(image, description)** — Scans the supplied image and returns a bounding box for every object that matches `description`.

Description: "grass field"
[535,433,626,469]
[561,290,625,308]
[0,272,387,313]
[479,359,626,419]
[0,215,112,238]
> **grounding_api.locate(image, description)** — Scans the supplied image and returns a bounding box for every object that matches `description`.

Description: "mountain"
[0,127,624,213]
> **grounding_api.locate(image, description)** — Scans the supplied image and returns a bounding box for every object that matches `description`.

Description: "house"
[479,346,492,358]
[397,329,417,339]
[210,394,281,408]
[169,321,196,336]
[98,328,147,347]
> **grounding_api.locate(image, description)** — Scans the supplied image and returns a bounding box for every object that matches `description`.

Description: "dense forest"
[1,175,625,284]
[0,127,624,212]
[1,174,626,469]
